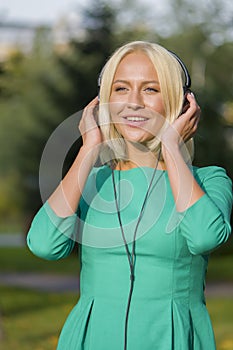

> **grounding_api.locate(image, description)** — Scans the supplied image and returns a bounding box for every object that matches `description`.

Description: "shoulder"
[192,165,232,185]
[87,165,111,183]
[79,165,112,211]
[82,165,112,195]
[192,165,232,206]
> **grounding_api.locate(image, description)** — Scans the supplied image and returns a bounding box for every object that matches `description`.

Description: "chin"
[123,132,154,144]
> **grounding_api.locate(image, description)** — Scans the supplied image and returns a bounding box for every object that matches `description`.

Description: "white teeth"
[125,117,147,121]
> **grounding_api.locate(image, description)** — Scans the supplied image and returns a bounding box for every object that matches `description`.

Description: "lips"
[121,115,149,127]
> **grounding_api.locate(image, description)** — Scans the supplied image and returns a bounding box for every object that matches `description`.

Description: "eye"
[113,86,129,94]
[144,87,159,93]
[115,86,127,92]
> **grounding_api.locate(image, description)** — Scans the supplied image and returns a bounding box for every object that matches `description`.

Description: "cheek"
[109,101,124,120]
[149,98,165,116]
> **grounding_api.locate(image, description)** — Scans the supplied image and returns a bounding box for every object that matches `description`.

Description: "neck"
[114,141,166,170]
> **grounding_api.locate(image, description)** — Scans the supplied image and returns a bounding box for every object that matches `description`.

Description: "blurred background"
[0,0,232,349]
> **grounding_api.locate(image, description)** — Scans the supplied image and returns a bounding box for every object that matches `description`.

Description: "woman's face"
[109,52,165,144]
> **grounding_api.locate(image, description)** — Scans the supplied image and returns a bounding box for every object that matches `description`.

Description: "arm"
[178,167,232,255]
[27,97,101,259]
[161,93,203,212]
[48,97,101,217]
[27,201,77,260]
[161,93,232,254]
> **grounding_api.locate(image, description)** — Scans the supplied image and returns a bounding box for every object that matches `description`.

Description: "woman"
[27,41,232,350]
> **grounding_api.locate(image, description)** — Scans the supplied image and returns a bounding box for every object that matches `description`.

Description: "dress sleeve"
[178,166,233,255]
[27,201,77,260]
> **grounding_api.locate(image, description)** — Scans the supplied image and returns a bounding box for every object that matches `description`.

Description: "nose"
[127,90,144,110]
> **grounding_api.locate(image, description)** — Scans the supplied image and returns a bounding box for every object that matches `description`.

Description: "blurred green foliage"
[0,0,232,233]
[0,246,232,281]
[0,247,79,274]
[2,285,232,349]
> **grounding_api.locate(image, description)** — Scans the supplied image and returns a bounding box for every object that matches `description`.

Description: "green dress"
[27,165,232,350]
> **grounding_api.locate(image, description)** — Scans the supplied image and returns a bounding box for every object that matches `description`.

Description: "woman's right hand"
[48,97,103,217]
[79,96,103,149]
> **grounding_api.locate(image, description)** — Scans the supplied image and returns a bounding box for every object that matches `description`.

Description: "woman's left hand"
[161,92,201,149]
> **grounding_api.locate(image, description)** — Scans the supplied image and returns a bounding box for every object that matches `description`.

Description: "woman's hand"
[79,96,103,149]
[48,97,103,216]
[160,93,204,212]
[161,92,201,150]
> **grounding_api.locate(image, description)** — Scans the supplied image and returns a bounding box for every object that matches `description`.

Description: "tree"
[0,0,232,231]
[0,29,61,229]
[155,11,233,177]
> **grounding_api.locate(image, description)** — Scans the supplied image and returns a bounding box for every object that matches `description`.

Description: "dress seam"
[188,254,193,307]
[171,229,176,301]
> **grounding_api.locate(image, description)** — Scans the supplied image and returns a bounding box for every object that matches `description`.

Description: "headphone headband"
[168,50,191,92]
[98,48,191,96]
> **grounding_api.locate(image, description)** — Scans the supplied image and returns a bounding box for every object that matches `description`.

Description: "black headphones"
[167,50,192,114]
[168,50,191,94]
[97,49,191,99]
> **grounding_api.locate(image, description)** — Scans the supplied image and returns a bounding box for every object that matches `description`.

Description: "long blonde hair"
[98,41,194,164]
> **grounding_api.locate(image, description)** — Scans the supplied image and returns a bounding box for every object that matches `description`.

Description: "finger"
[80,97,99,121]
[82,97,99,119]
[85,96,99,109]
[183,112,200,142]
[79,98,99,133]
[183,93,201,121]
[186,92,201,112]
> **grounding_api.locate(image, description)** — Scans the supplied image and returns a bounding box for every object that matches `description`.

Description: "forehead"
[114,52,158,79]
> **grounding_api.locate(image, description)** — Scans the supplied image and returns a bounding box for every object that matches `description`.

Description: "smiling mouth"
[123,116,149,122]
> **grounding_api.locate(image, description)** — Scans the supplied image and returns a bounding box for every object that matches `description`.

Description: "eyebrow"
[112,79,160,85]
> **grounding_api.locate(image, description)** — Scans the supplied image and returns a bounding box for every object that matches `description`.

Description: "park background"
[0,0,233,349]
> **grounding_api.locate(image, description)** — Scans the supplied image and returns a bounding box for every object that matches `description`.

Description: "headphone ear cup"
[182,88,192,114]
[97,74,101,101]
[97,68,105,101]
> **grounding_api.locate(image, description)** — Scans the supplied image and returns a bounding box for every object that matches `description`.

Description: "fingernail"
[190,92,195,97]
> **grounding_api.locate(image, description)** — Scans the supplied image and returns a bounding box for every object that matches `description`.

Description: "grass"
[207,298,233,350]
[0,247,79,275]
[0,286,77,350]
[207,255,233,282]
[0,247,233,349]
[0,286,232,350]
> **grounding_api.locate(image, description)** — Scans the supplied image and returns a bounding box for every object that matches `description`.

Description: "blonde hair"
[98,41,194,164]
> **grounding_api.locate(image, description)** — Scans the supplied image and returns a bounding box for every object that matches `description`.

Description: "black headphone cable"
[111,148,162,350]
